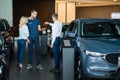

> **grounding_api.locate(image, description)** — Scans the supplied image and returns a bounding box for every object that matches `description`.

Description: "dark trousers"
[28,37,40,65]
[52,37,61,70]
[17,39,26,64]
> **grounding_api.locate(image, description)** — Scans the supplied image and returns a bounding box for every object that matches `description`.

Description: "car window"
[82,22,120,37]
[68,22,77,34]
[0,21,6,31]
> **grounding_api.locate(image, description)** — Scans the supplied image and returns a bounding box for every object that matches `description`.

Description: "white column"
[0,0,13,26]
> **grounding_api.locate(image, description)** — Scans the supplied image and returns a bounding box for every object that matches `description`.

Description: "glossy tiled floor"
[9,54,61,80]
[8,49,114,80]
[9,40,114,80]
[9,41,62,80]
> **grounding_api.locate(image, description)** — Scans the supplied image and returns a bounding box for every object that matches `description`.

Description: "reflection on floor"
[9,42,62,80]
[9,40,114,80]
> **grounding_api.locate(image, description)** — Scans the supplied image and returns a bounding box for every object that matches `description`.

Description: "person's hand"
[27,38,30,43]
[42,28,47,30]
[44,22,49,25]
[50,44,53,48]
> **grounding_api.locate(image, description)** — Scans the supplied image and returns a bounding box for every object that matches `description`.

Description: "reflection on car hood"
[81,38,120,54]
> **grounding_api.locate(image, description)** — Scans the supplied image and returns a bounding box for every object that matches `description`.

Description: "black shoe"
[54,69,60,73]
[50,68,56,72]
[50,68,60,73]
[17,64,23,70]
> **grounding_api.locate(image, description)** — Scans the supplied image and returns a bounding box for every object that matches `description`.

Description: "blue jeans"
[52,37,61,70]
[17,39,26,64]
[28,37,40,65]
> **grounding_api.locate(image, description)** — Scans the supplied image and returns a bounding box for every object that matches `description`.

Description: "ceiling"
[56,0,120,7]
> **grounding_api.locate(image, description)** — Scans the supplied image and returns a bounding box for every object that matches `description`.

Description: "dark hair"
[52,13,58,19]
[31,10,37,13]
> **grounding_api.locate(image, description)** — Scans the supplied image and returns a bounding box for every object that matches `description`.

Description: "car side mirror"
[66,31,76,38]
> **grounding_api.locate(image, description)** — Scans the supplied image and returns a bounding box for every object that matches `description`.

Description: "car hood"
[81,38,120,54]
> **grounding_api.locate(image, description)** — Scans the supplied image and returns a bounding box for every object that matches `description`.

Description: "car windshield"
[82,22,120,37]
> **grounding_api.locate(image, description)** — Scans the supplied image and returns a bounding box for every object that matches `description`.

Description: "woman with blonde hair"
[17,16,30,69]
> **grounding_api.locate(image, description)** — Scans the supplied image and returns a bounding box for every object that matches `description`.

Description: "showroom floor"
[9,41,62,80]
[9,54,62,80]
[9,41,114,80]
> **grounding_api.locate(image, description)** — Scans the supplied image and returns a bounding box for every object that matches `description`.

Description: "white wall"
[0,0,13,26]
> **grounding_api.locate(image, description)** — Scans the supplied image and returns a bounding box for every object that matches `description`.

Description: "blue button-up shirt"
[27,18,40,38]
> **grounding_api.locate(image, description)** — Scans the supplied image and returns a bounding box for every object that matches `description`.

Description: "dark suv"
[0,19,14,56]
[0,19,14,80]
[66,18,120,80]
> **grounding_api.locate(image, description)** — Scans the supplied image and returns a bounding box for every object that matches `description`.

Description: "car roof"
[76,18,120,23]
[0,18,7,21]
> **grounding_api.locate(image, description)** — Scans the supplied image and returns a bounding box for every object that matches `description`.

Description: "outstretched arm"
[44,22,53,26]
[38,25,47,31]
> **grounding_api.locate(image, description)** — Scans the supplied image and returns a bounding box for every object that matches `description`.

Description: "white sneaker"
[27,64,32,69]
[36,64,43,70]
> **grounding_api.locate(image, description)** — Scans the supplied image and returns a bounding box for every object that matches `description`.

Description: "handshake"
[40,21,50,31]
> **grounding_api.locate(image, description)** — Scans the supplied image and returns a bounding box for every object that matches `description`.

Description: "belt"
[56,36,60,38]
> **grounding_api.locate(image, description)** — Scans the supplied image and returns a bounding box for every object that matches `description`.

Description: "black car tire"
[116,70,120,80]
[3,64,9,80]
[4,69,9,80]
[75,56,88,80]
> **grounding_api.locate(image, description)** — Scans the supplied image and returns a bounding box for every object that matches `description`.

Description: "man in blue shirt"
[27,10,46,69]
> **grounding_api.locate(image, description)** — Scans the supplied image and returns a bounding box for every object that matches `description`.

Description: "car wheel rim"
[77,58,82,80]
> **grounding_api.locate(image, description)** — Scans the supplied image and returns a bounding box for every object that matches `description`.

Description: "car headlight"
[85,50,105,57]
